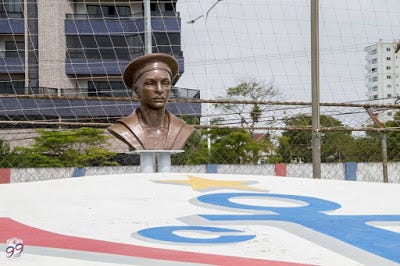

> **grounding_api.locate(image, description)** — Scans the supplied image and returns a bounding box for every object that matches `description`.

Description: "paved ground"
[0,173,399,265]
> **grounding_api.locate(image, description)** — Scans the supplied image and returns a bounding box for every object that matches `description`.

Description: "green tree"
[0,139,18,167]
[15,127,118,167]
[170,115,210,165]
[347,111,400,162]
[215,78,280,137]
[350,134,381,162]
[210,127,272,164]
[176,118,274,165]
[179,129,211,165]
[384,112,400,161]
[278,114,356,163]
[206,79,279,164]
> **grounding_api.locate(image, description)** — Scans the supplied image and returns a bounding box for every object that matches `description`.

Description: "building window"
[0,0,23,15]
[117,6,131,17]
[152,33,181,56]
[371,67,377,72]
[149,2,176,16]
[66,35,142,60]
[5,41,24,57]
[386,57,391,61]
[88,81,131,97]
[165,3,175,11]
[387,94,392,98]
[387,84,392,88]
[87,5,131,17]
[0,80,24,94]
[387,75,391,79]
[387,66,391,70]
[372,76,378,82]
[386,47,391,52]
[150,2,161,12]
[371,49,377,55]
[372,86,378,91]
[373,95,378,99]
[371,58,377,64]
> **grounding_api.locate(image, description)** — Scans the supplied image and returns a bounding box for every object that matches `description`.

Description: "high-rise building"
[365,40,400,120]
[0,0,200,124]
[0,0,187,95]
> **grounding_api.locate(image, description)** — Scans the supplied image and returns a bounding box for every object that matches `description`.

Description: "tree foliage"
[214,78,280,136]
[278,114,355,163]
[0,139,18,167]
[346,111,400,162]
[209,122,272,164]
[193,79,279,164]
[383,112,400,161]
[182,117,273,165]
[15,127,118,167]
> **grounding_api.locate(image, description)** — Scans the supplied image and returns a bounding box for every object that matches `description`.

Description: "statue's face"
[134,69,171,110]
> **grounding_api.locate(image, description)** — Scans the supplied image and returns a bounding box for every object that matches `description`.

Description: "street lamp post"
[144,0,152,54]
[188,0,224,156]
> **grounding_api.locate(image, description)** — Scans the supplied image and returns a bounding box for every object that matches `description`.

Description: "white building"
[365,40,400,121]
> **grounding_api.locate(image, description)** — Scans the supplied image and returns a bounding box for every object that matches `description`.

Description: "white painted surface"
[1,173,399,265]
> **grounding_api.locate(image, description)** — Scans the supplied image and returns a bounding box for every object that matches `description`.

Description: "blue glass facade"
[64,17,180,35]
[0,18,24,34]
[0,1,199,121]
[0,18,24,74]
[65,58,184,76]
[64,16,184,76]
[0,57,24,74]
[0,97,201,121]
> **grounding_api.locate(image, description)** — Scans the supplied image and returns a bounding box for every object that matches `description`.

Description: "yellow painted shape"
[155,175,266,192]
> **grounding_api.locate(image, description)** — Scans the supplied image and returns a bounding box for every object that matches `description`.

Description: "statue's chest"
[141,127,168,149]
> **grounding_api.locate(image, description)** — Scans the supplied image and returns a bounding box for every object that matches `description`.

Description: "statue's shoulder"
[166,111,195,132]
[117,109,139,126]
[107,109,144,150]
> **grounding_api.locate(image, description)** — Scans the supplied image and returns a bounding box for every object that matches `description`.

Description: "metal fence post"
[365,107,389,183]
[311,0,321,179]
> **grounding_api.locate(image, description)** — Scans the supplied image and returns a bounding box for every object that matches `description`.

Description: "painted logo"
[5,237,23,260]
[138,178,400,264]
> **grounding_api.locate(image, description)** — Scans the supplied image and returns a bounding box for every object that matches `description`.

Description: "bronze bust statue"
[108,53,195,150]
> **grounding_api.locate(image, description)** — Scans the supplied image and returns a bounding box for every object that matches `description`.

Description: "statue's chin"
[147,103,166,110]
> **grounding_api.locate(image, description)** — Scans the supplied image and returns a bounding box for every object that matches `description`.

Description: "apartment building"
[365,40,400,120]
[0,0,200,123]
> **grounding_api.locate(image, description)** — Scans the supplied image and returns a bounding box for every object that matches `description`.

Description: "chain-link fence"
[1,96,400,183]
[0,0,399,184]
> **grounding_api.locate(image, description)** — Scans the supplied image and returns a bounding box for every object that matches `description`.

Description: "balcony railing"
[65,55,184,76]
[66,10,180,19]
[0,17,24,34]
[171,87,200,99]
[0,11,23,18]
[65,16,181,35]
[42,86,199,99]
[0,57,24,74]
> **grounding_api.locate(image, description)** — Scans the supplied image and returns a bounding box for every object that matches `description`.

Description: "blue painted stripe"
[206,164,218,174]
[72,167,85,178]
[345,162,357,181]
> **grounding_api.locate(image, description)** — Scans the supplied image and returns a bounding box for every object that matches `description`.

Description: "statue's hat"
[123,53,178,87]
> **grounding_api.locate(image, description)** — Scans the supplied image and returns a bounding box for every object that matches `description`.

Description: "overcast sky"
[175,0,400,103]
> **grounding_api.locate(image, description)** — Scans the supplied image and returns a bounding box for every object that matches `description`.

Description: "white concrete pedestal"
[131,150,184,173]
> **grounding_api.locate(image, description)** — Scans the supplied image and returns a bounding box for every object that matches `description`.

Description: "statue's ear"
[132,85,139,97]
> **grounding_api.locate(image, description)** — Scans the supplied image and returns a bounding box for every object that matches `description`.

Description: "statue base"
[129,150,184,173]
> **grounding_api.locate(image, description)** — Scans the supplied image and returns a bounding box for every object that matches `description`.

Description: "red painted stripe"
[275,163,286,177]
[0,168,10,184]
[0,218,311,266]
